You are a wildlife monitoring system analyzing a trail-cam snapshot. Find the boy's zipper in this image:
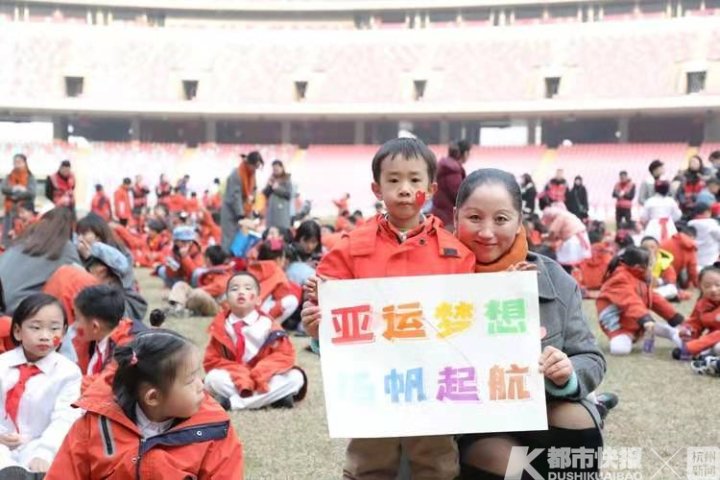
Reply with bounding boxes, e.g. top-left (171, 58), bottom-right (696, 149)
top-left (136, 438), bottom-right (145, 480)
